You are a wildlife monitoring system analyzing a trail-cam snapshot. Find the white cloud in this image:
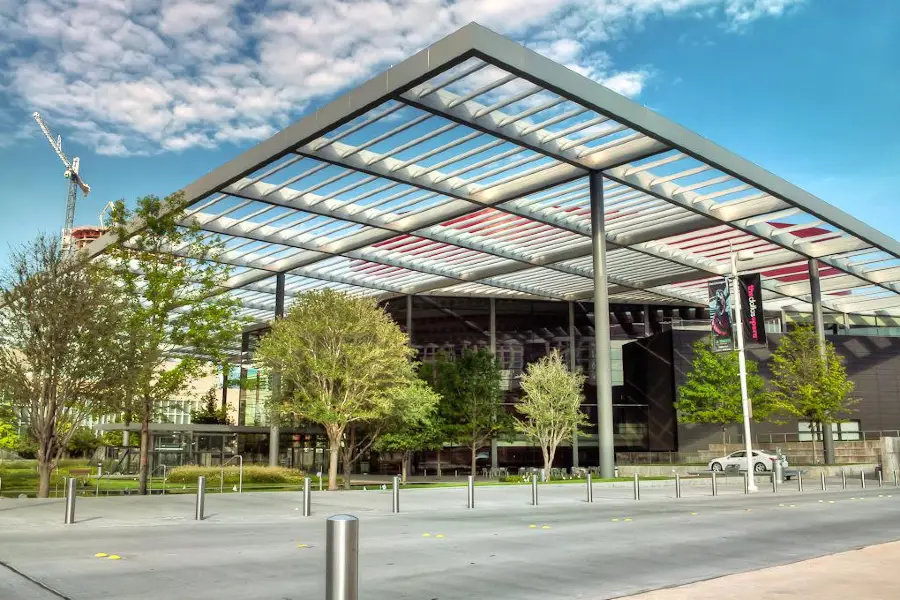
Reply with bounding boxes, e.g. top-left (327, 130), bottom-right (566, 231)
top-left (0, 0), bottom-right (804, 156)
